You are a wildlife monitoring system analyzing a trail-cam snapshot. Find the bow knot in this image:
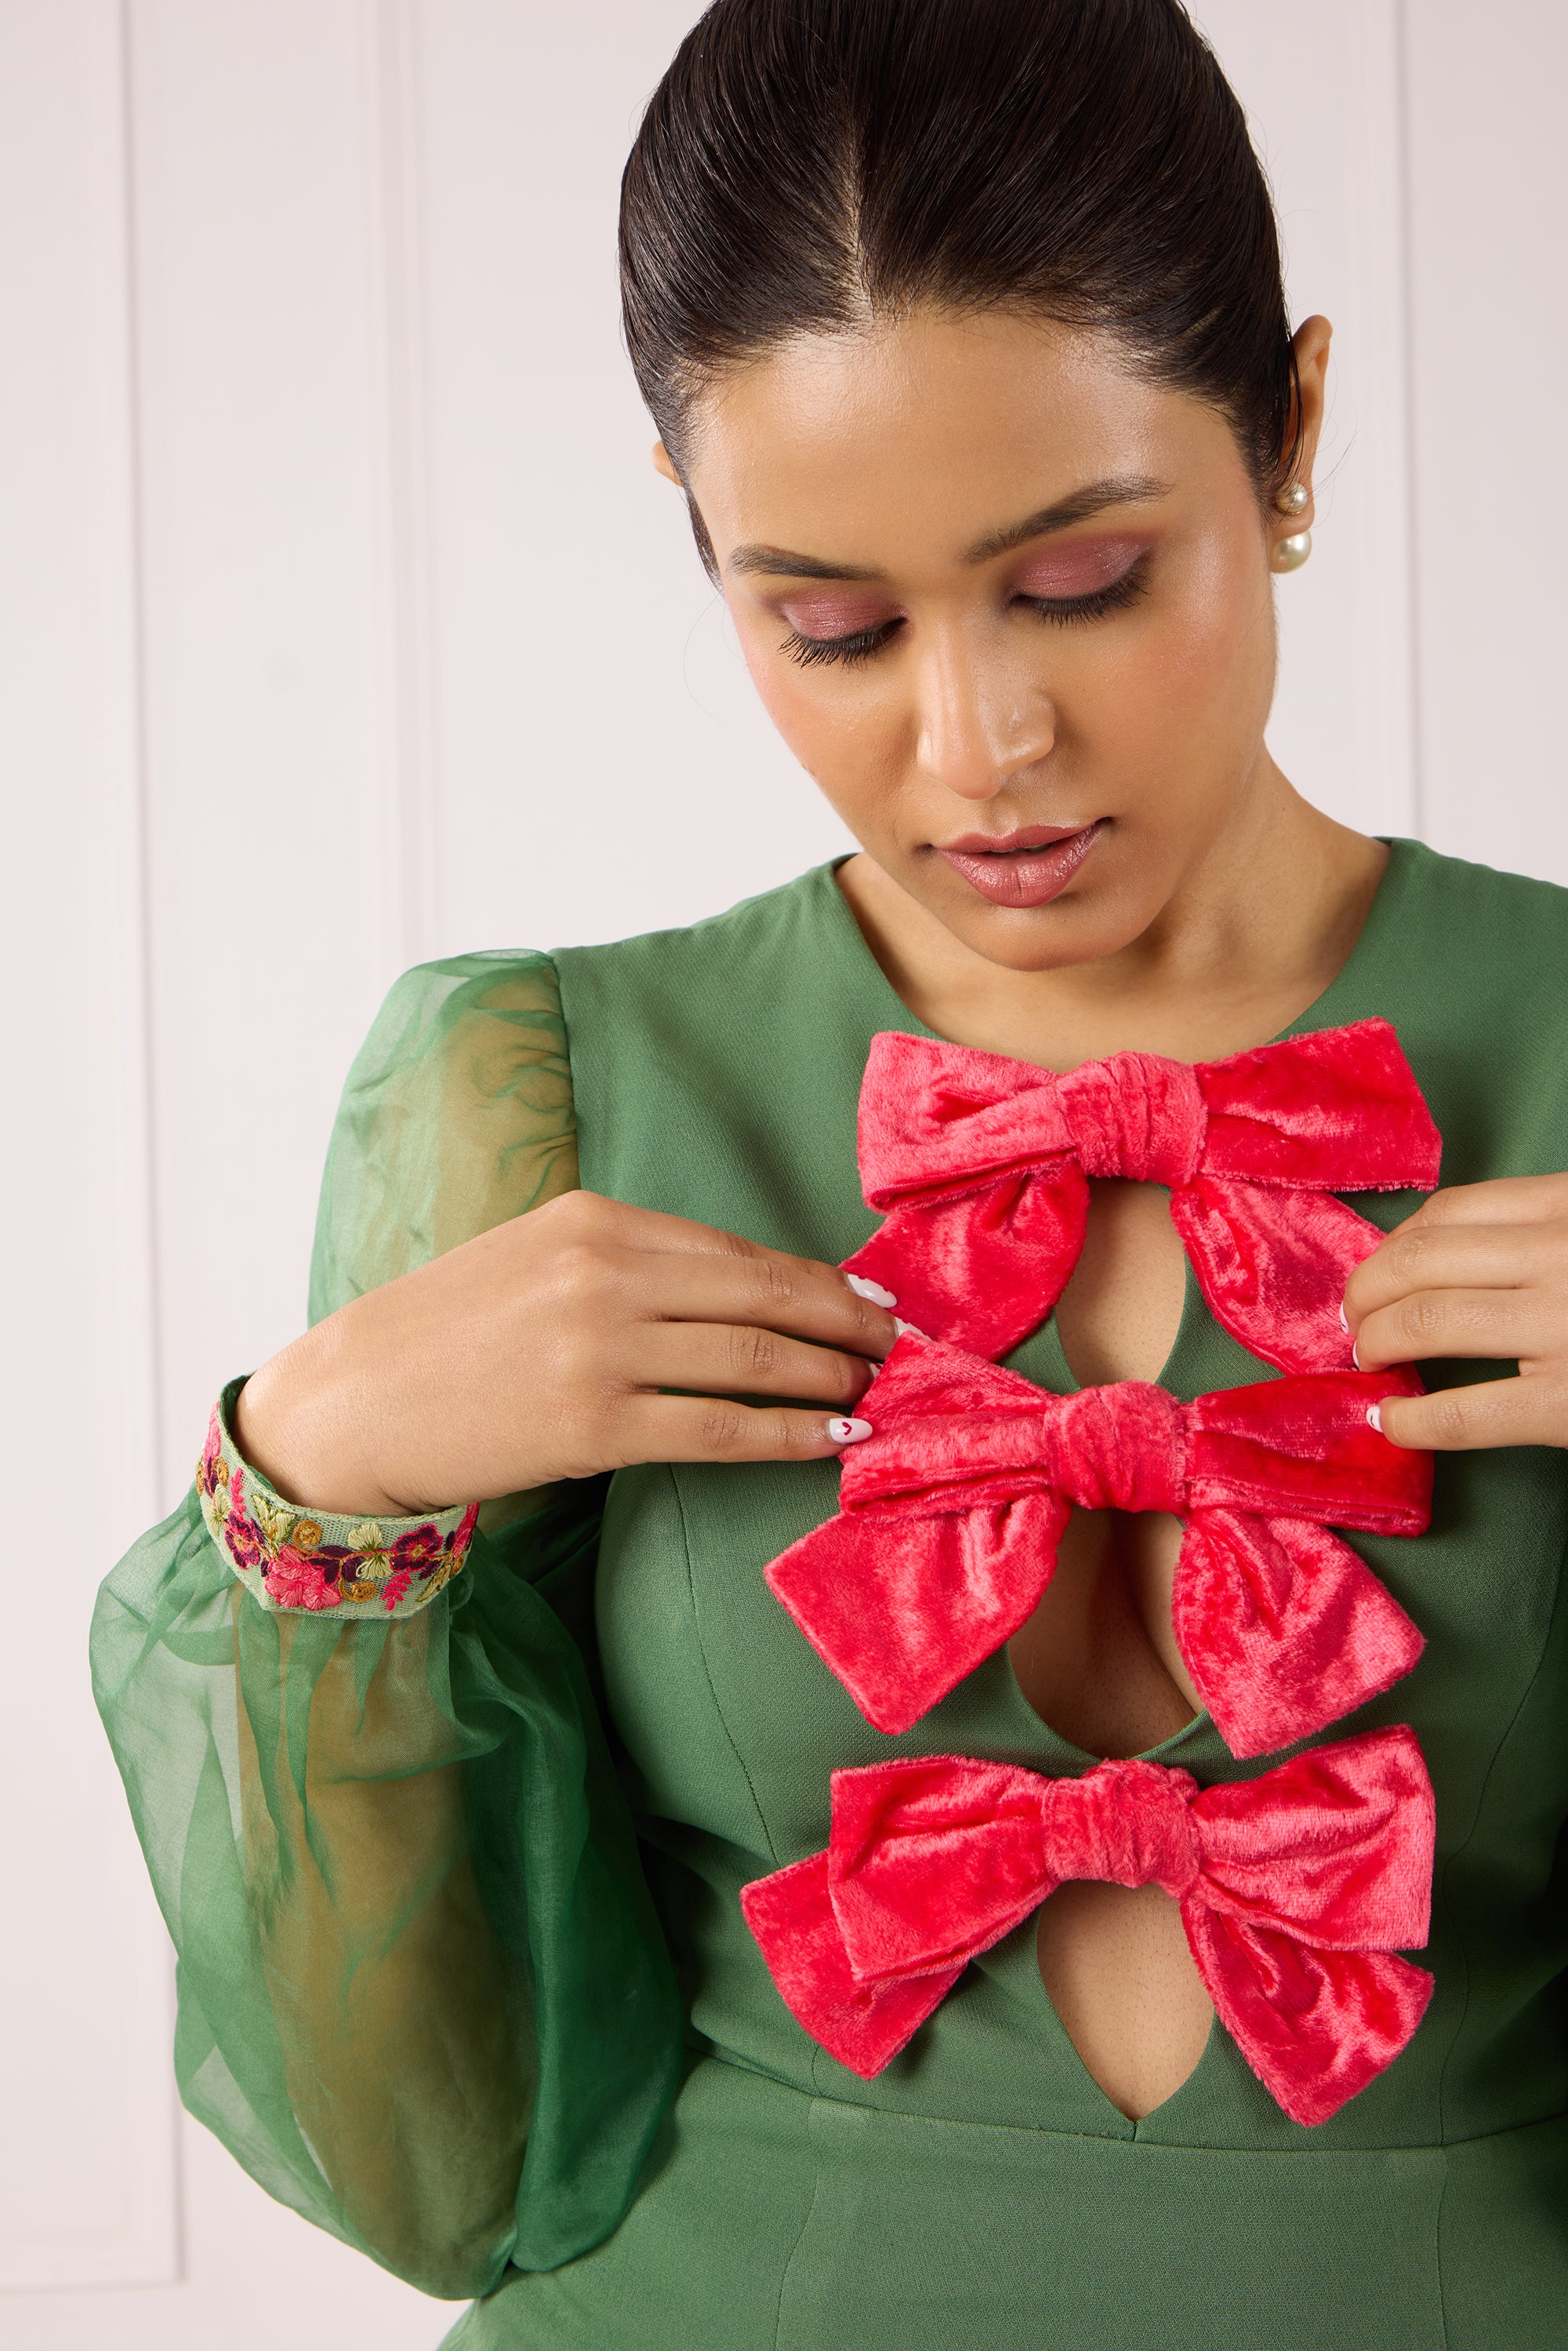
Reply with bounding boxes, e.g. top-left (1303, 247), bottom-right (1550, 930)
top-left (1045, 1761), bottom-right (1202, 1897)
top-left (1058, 1051), bottom-right (1207, 1186)
top-left (1034, 1382), bottom-right (1185, 1515)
